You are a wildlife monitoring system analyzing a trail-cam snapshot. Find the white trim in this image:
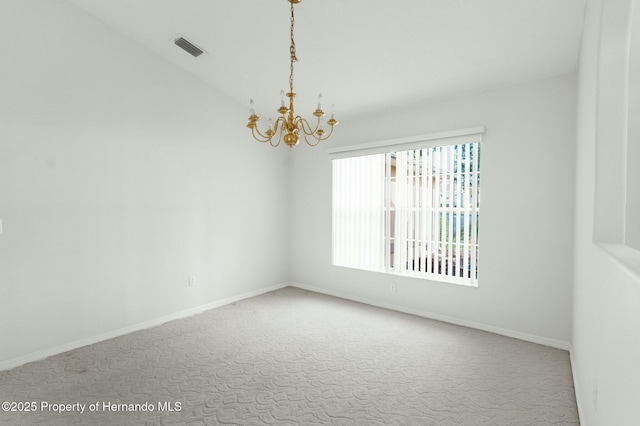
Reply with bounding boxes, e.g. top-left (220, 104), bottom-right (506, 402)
top-left (0, 283), bottom-right (289, 372)
top-left (288, 281), bottom-right (570, 350)
top-left (596, 242), bottom-right (640, 280)
top-left (327, 126), bottom-right (486, 156)
top-left (569, 344), bottom-right (586, 426)
top-left (1, 281), bottom-right (570, 372)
